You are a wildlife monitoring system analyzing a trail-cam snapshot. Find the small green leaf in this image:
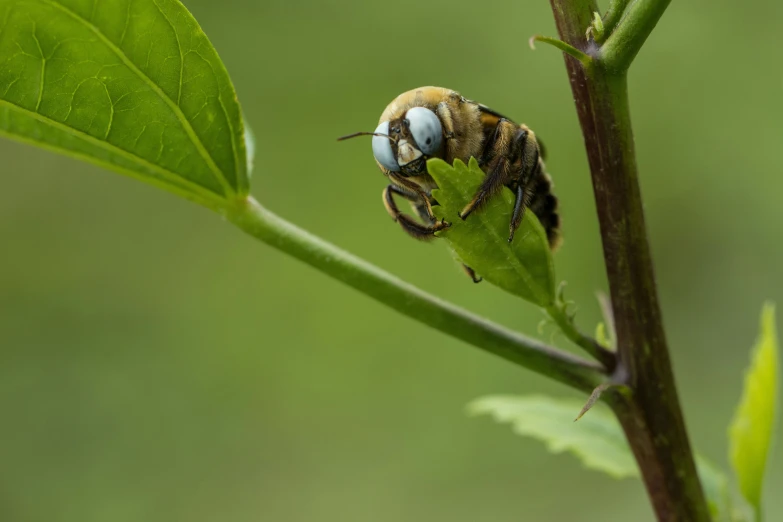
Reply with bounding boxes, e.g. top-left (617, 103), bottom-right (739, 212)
top-left (0, 0), bottom-right (248, 211)
top-left (590, 11), bottom-right (605, 40)
top-left (729, 302), bottom-right (779, 520)
top-left (595, 322), bottom-right (611, 349)
top-left (470, 394), bottom-right (732, 519)
top-left (696, 455), bottom-right (732, 522)
top-left (428, 157), bottom-right (556, 306)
